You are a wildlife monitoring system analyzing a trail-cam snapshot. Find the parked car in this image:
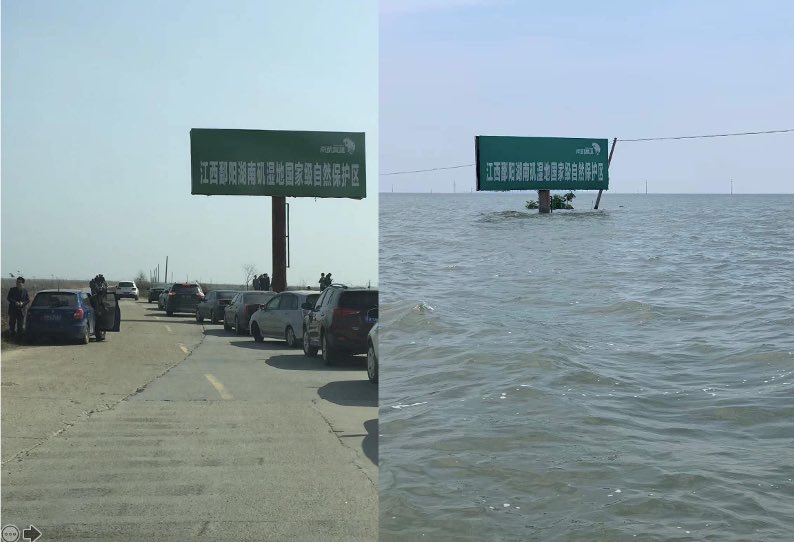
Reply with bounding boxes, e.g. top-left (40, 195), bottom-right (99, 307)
top-left (249, 290), bottom-right (320, 347)
top-left (224, 291), bottom-right (276, 335)
top-left (163, 283), bottom-right (205, 316)
top-left (25, 289), bottom-right (96, 344)
top-left (116, 281), bottom-right (139, 300)
top-left (148, 283), bottom-right (168, 303)
top-left (367, 320), bottom-right (378, 384)
top-left (195, 290), bottom-right (239, 324)
top-left (302, 285), bottom-right (379, 364)
top-left (157, 284), bottom-right (173, 309)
